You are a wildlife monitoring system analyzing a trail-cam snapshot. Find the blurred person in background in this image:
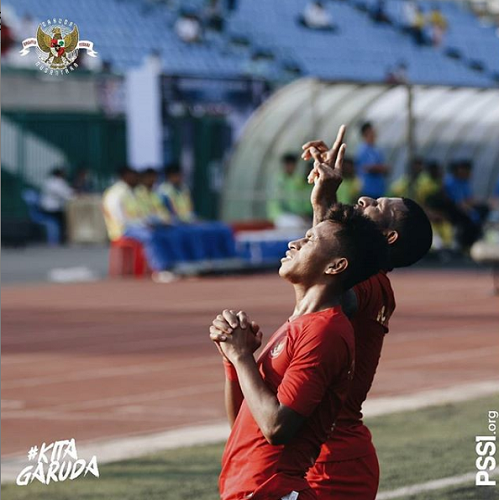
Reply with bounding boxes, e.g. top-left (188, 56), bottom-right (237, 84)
top-left (204, 0), bottom-right (224, 32)
top-left (268, 153), bottom-right (312, 228)
top-left (157, 163), bottom-right (236, 260)
top-left (443, 160), bottom-right (488, 248)
top-left (40, 167), bottom-right (74, 244)
top-left (103, 166), bottom-right (184, 279)
top-left (445, 160), bottom-right (489, 222)
top-left (355, 122), bottom-right (389, 199)
top-left (371, 0), bottom-right (392, 24)
top-left (137, 167), bottom-right (209, 263)
top-left (389, 157), bottom-right (424, 199)
top-left (175, 12), bottom-right (203, 43)
top-left (416, 161), bottom-right (455, 251)
top-left (385, 61), bottom-right (409, 84)
top-left (336, 157), bottom-right (361, 204)
top-left (72, 166), bottom-right (95, 194)
top-left (411, 5), bottom-right (427, 45)
top-left (428, 5), bottom-right (448, 47)
top-left (491, 179), bottom-right (499, 214)
top-left (300, 1), bottom-right (336, 31)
